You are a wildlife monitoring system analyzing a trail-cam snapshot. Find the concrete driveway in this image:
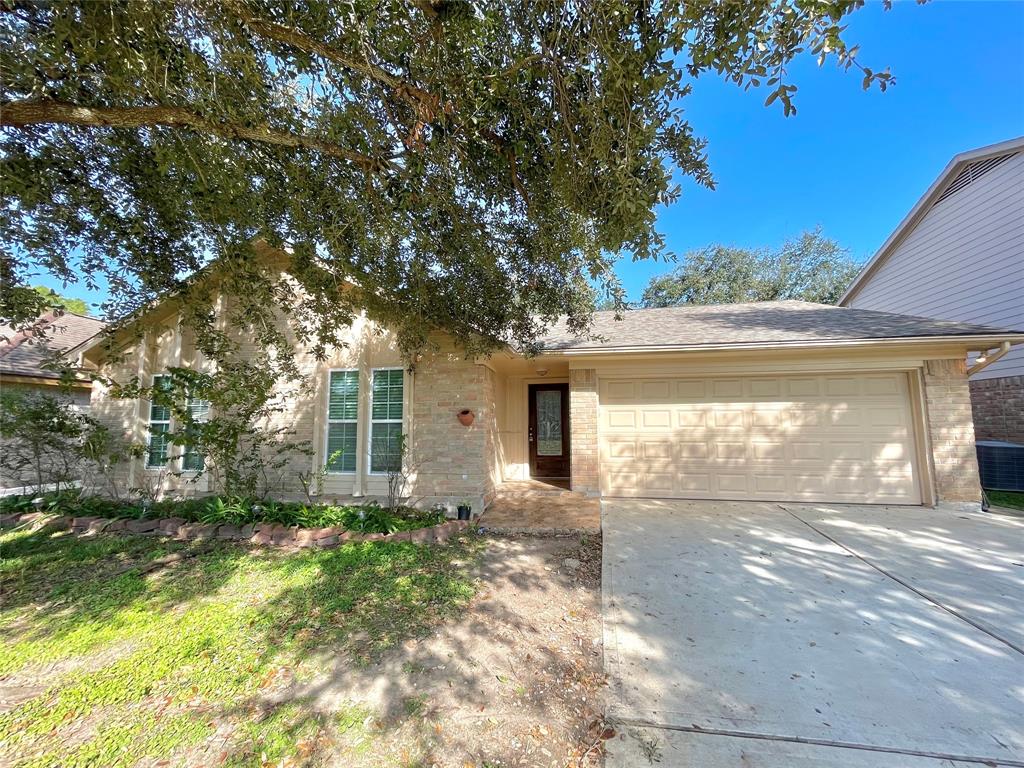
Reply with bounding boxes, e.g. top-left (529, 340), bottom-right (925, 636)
top-left (601, 499), bottom-right (1024, 767)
